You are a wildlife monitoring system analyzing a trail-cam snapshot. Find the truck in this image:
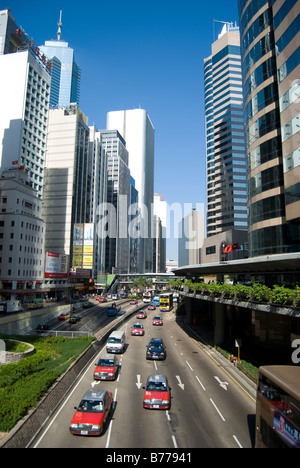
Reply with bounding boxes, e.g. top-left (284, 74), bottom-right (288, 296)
top-left (0, 300), bottom-right (23, 314)
top-left (106, 305), bottom-right (121, 317)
